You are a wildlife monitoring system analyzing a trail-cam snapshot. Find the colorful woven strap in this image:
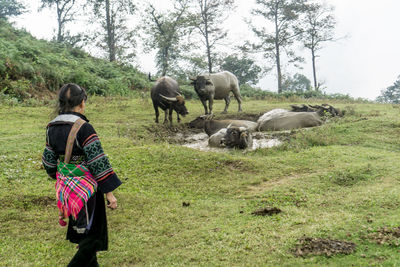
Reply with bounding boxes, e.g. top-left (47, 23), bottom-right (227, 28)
top-left (64, 118), bottom-right (86, 163)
